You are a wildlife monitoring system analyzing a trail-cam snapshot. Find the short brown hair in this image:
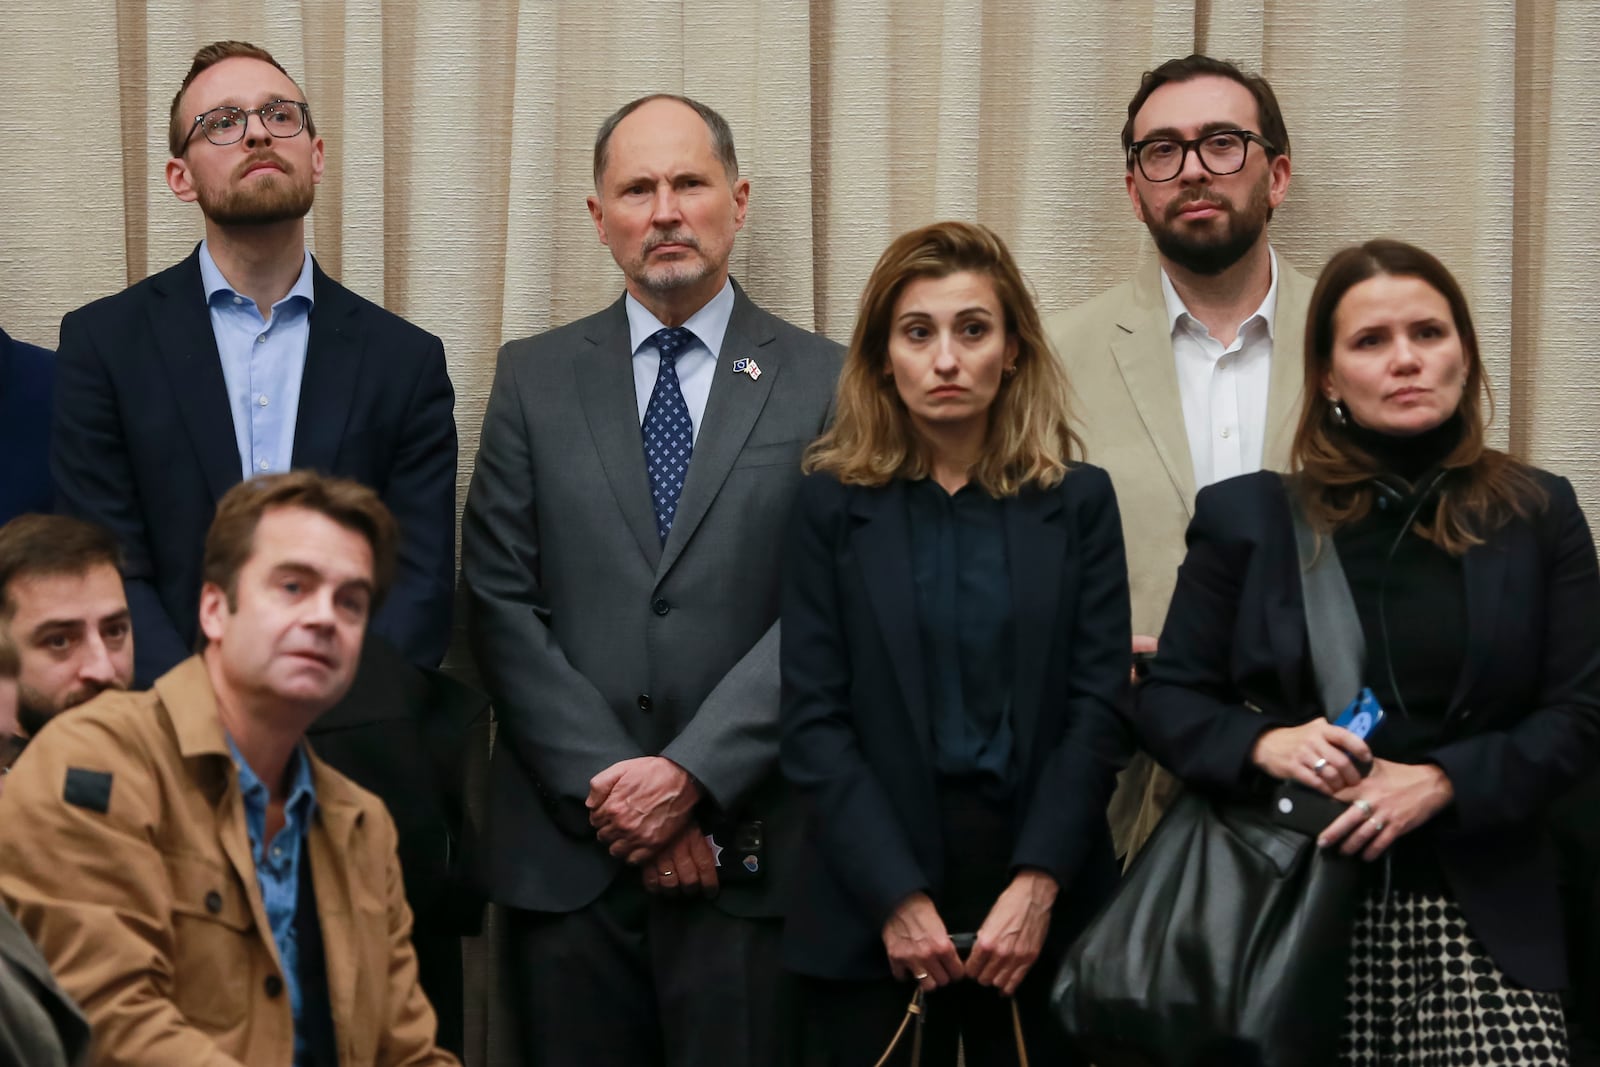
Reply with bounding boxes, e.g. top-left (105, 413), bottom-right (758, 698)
top-left (804, 220), bottom-right (1084, 495)
top-left (0, 515), bottom-right (123, 622)
top-left (203, 472), bottom-right (399, 611)
top-left (1291, 238), bottom-right (1545, 553)
top-left (1121, 54), bottom-right (1290, 161)
top-left (168, 40), bottom-right (317, 159)
top-left (593, 94), bottom-right (739, 189)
